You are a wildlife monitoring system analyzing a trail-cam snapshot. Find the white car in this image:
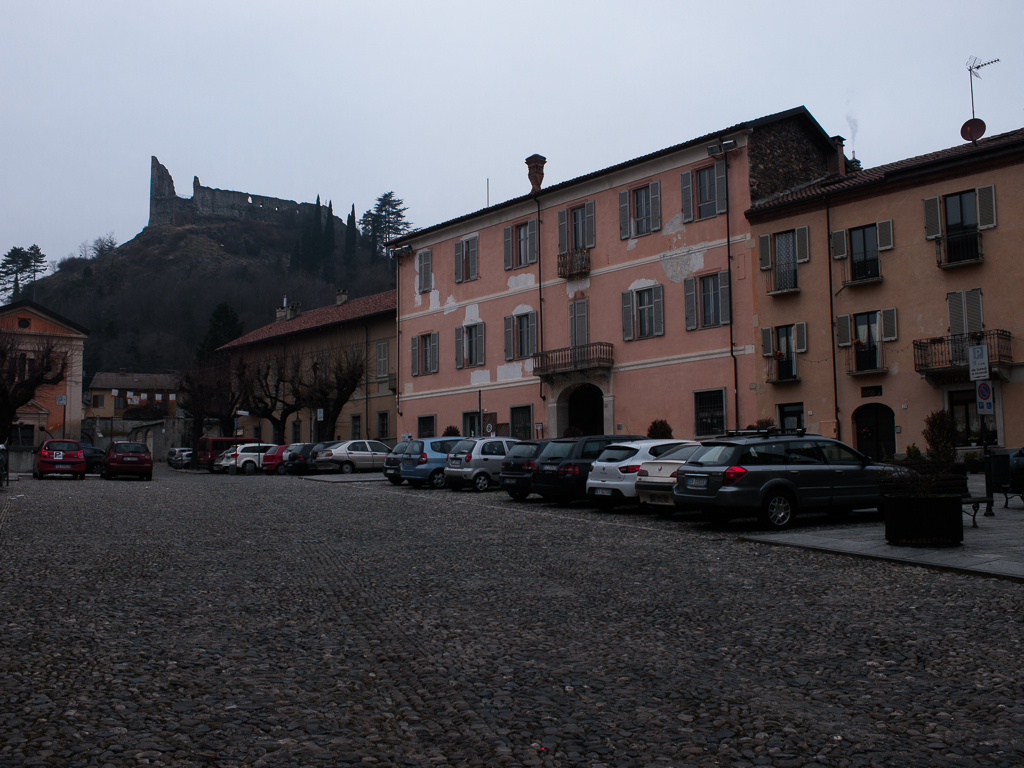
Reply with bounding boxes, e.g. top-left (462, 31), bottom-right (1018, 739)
top-left (633, 443), bottom-right (703, 510)
top-left (215, 443), bottom-right (279, 475)
top-left (585, 439), bottom-right (694, 507)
